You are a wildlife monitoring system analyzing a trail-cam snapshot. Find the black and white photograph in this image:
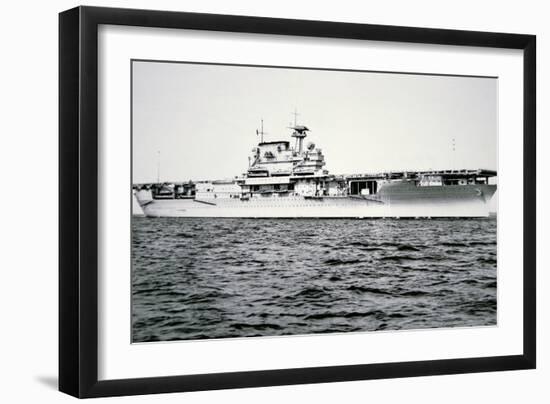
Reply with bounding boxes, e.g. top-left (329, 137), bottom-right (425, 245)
top-left (131, 60), bottom-right (498, 343)
top-left (2, 0), bottom-right (544, 401)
